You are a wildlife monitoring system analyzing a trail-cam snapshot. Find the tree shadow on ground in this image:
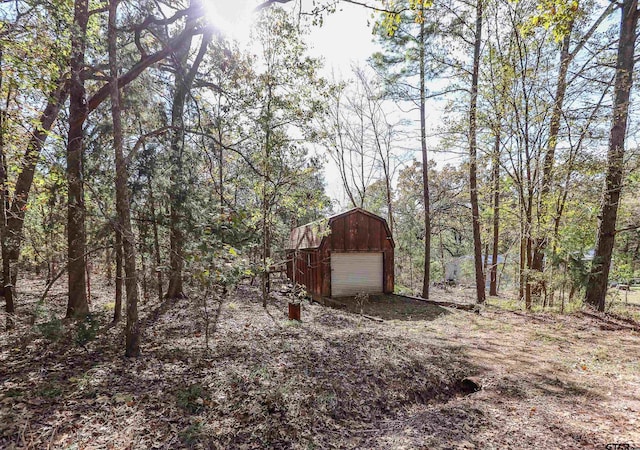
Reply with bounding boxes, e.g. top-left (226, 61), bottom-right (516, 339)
top-left (325, 293), bottom-right (452, 321)
top-left (1, 285), bottom-right (636, 449)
